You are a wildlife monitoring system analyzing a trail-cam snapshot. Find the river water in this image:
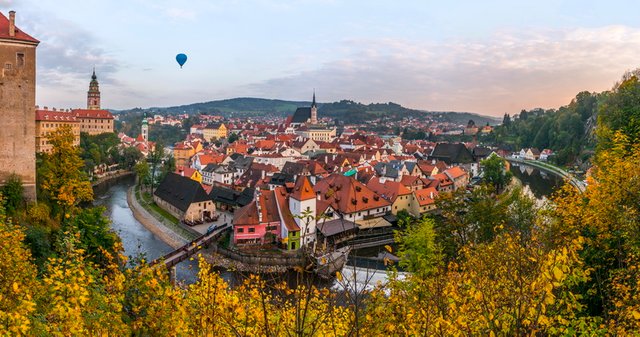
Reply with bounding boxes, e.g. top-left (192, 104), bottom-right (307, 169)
top-left (93, 177), bottom-right (199, 283)
top-left (509, 163), bottom-right (563, 199)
